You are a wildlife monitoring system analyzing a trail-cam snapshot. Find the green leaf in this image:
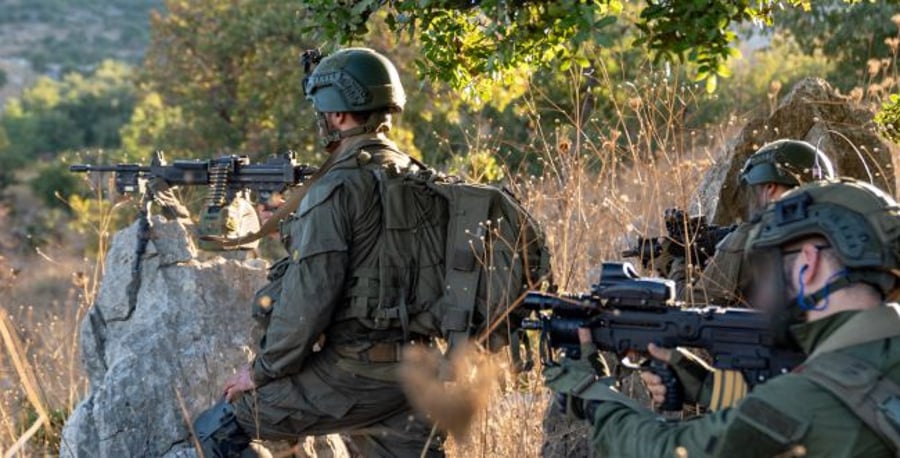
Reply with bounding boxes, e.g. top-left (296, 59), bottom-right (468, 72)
top-left (594, 15), bottom-right (617, 29)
